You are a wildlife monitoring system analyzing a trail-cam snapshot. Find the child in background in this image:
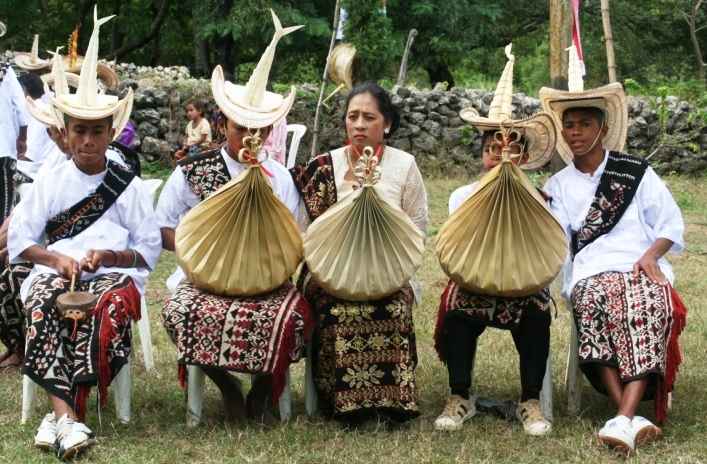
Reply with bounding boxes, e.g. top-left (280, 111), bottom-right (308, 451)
top-left (174, 100), bottom-right (212, 161)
